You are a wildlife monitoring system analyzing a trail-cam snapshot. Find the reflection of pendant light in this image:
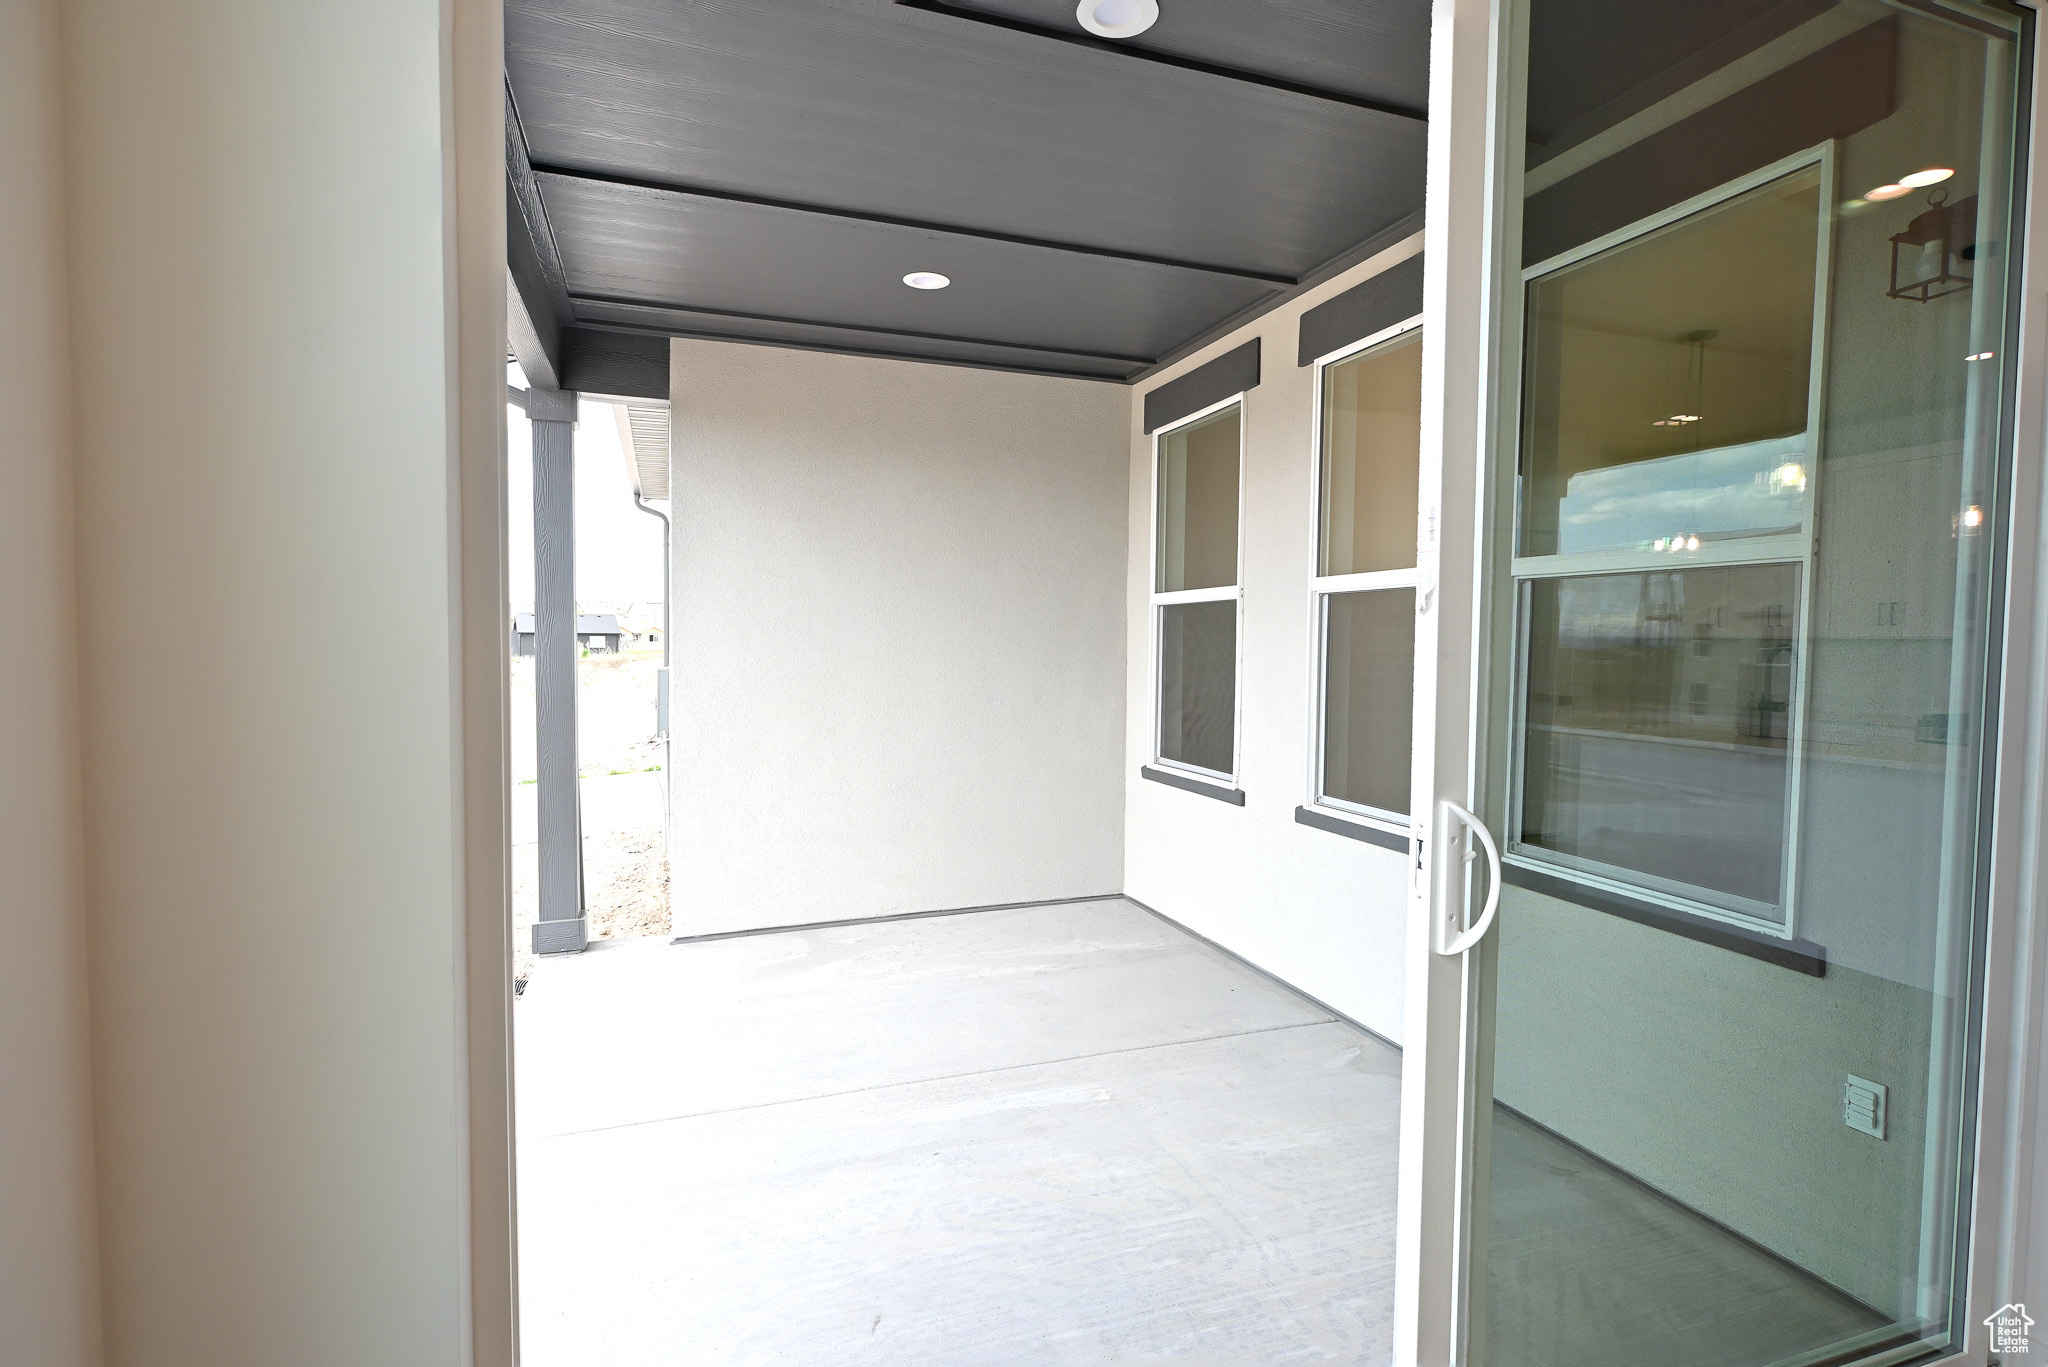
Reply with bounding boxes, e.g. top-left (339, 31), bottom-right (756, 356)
top-left (1888, 189), bottom-right (1976, 303)
top-left (1685, 328), bottom-right (1713, 436)
top-left (1651, 330), bottom-right (1714, 434)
